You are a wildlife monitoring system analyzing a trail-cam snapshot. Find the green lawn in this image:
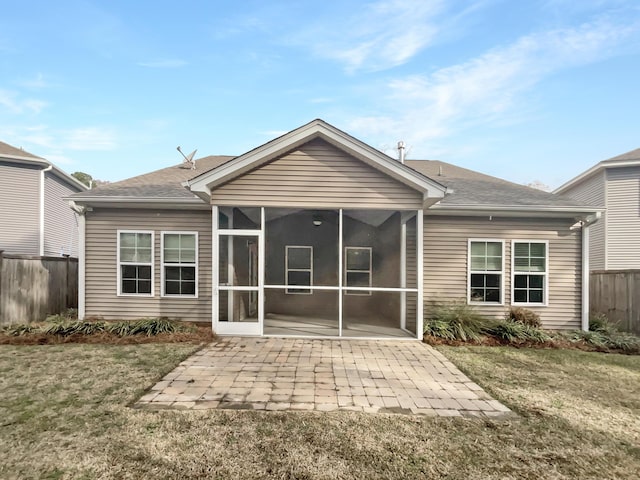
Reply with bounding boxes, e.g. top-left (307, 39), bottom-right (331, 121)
top-left (0, 344), bottom-right (638, 479)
